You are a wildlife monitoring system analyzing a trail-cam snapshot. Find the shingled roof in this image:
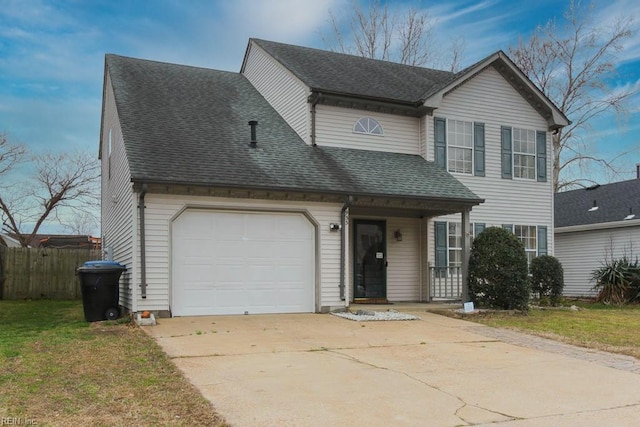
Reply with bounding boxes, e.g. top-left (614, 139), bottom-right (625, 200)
top-left (105, 54), bottom-right (481, 204)
top-left (248, 38), bottom-right (457, 104)
top-left (246, 39), bottom-right (569, 129)
top-left (555, 179), bottom-right (640, 228)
